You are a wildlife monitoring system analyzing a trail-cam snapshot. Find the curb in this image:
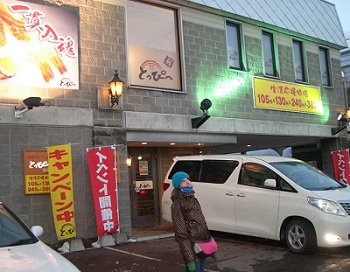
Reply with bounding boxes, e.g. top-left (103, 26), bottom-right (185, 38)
top-left (131, 232), bottom-right (175, 242)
